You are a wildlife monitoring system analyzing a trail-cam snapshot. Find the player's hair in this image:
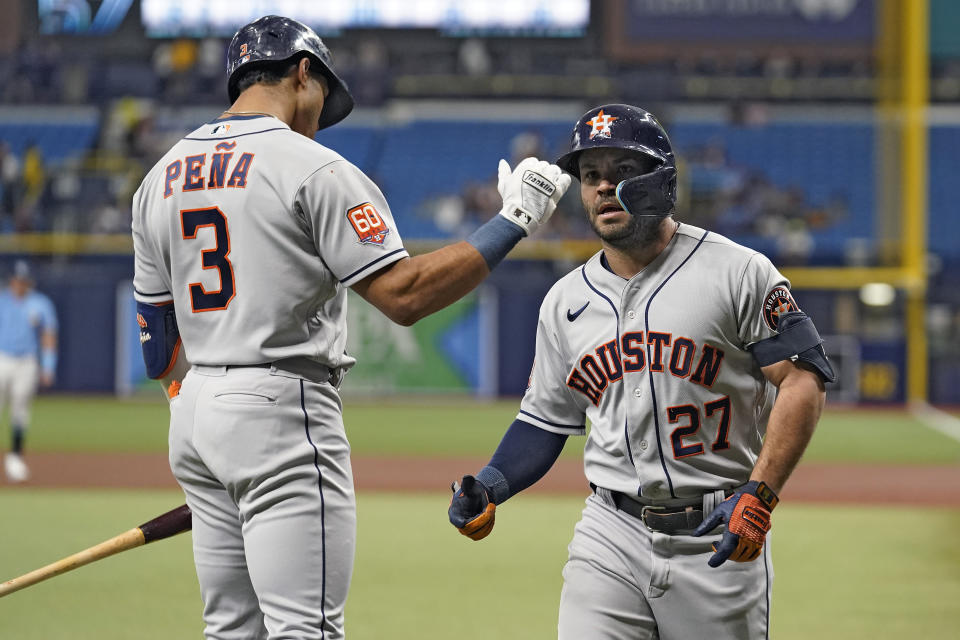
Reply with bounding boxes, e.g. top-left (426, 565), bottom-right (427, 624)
top-left (233, 55), bottom-right (328, 96)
